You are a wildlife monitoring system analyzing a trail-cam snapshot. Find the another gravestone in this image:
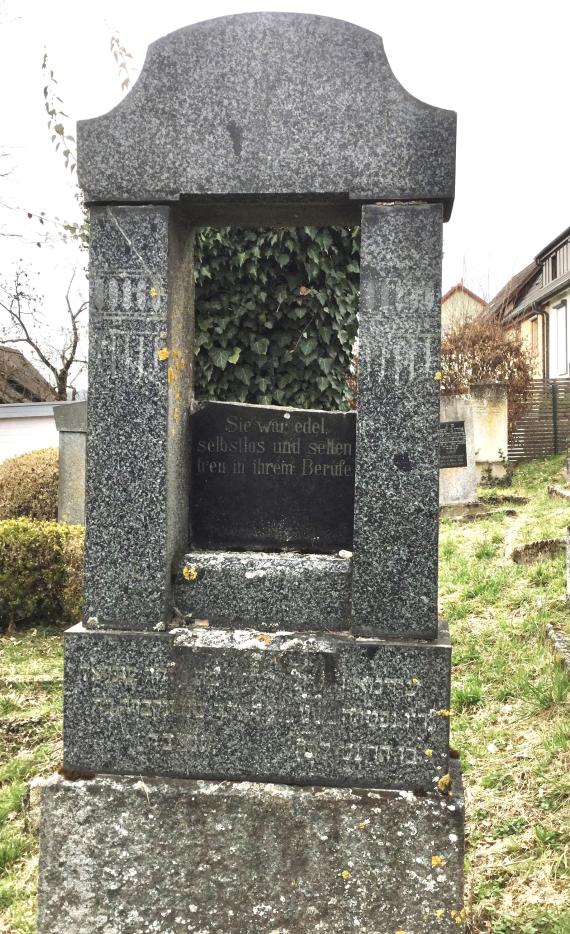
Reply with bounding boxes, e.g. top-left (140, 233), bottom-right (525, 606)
top-left (439, 394), bottom-right (478, 506)
top-left (36, 14), bottom-right (464, 934)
